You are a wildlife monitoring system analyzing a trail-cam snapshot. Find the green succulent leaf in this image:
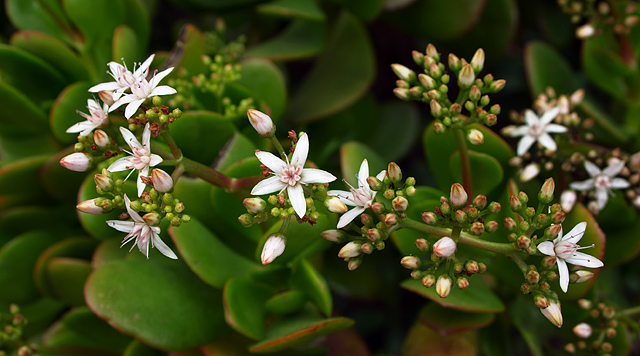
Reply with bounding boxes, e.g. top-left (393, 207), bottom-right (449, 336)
top-left (289, 259), bottom-right (332, 316)
top-left (257, 0), bottom-right (326, 21)
top-left (223, 278), bottom-right (273, 340)
top-left (401, 277), bottom-right (505, 313)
